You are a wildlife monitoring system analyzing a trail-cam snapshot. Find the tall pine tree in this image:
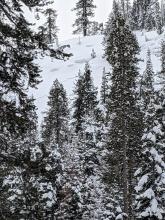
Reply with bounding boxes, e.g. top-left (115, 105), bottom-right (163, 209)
top-left (43, 8), bottom-right (59, 44)
top-left (42, 79), bottom-right (69, 147)
top-left (72, 0), bottom-right (96, 36)
top-left (104, 6), bottom-right (143, 219)
top-left (135, 50), bottom-right (165, 220)
top-left (71, 63), bottom-right (110, 219)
